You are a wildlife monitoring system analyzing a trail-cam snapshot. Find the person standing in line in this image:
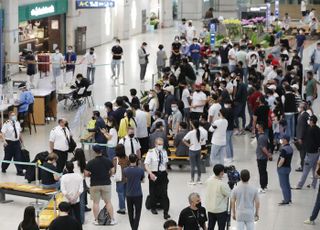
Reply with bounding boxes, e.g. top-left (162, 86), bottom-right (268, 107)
top-left (49, 118), bottom-right (71, 173)
top-left (178, 18), bottom-right (187, 39)
top-left (112, 144), bottom-right (130, 215)
top-left (1, 112), bottom-right (24, 176)
top-left (25, 50), bottom-right (36, 88)
top-left (277, 134), bottom-right (293, 205)
top-left (304, 70), bottom-right (317, 106)
top-left (111, 39), bottom-right (123, 80)
top-left (295, 102), bottom-right (309, 172)
top-left (178, 193), bottom-right (208, 230)
top-left (255, 123), bottom-right (273, 193)
top-left (118, 127), bottom-right (141, 158)
top-left (60, 161), bottom-right (83, 224)
top-left (208, 94), bottom-right (222, 124)
top-left (281, 85), bottom-right (297, 140)
top-left (169, 101), bottom-right (183, 136)
top-left (295, 29), bottom-right (306, 60)
top-left (123, 154), bottom-right (145, 230)
top-left (231, 169), bottom-right (260, 230)
top-left (80, 47), bottom-right (96, 84)
top-left (157, 44), bottom-right (167, 79)
top-left (205, 164), bottom-right (231, 230)
top-left (295, 115), bottom-right (320, 190)
top-left (18, 206), bottom-right (39, 230)
top-left (185, 20), bottom-right (196, 43)
top-left (183, 120), bottom-right (206, 185)
top-left (304, 158), bottom-right (320, 225)
top-left (101, 116), bottom-right (118, 162)
top-left (209, 109), bottom-right (228, 166)
top-left (233, 74), bottom-right (248, 135)
top-left (180, 80), bottom-right (191, 124)
top-left (190, 84), bottom-right (207, 121)
top-left (84, 145), bottom-right (116, 225)
top-left (88, 111), bottom-right (107, 156)
top-left (51, 47), bottom-right (64, 84)
top-left (189, 38), bottom-right (201, 75)
top-left (138, 42), bottom-right (149, 83)
top-left (224, 100), bottom-right (234, 163)
top-left (65, 45), bottom-right (77, 75)
top-left (144, 138), bottom-right (171, 219)
top-left (48, 202), bottom-right (82, 230)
